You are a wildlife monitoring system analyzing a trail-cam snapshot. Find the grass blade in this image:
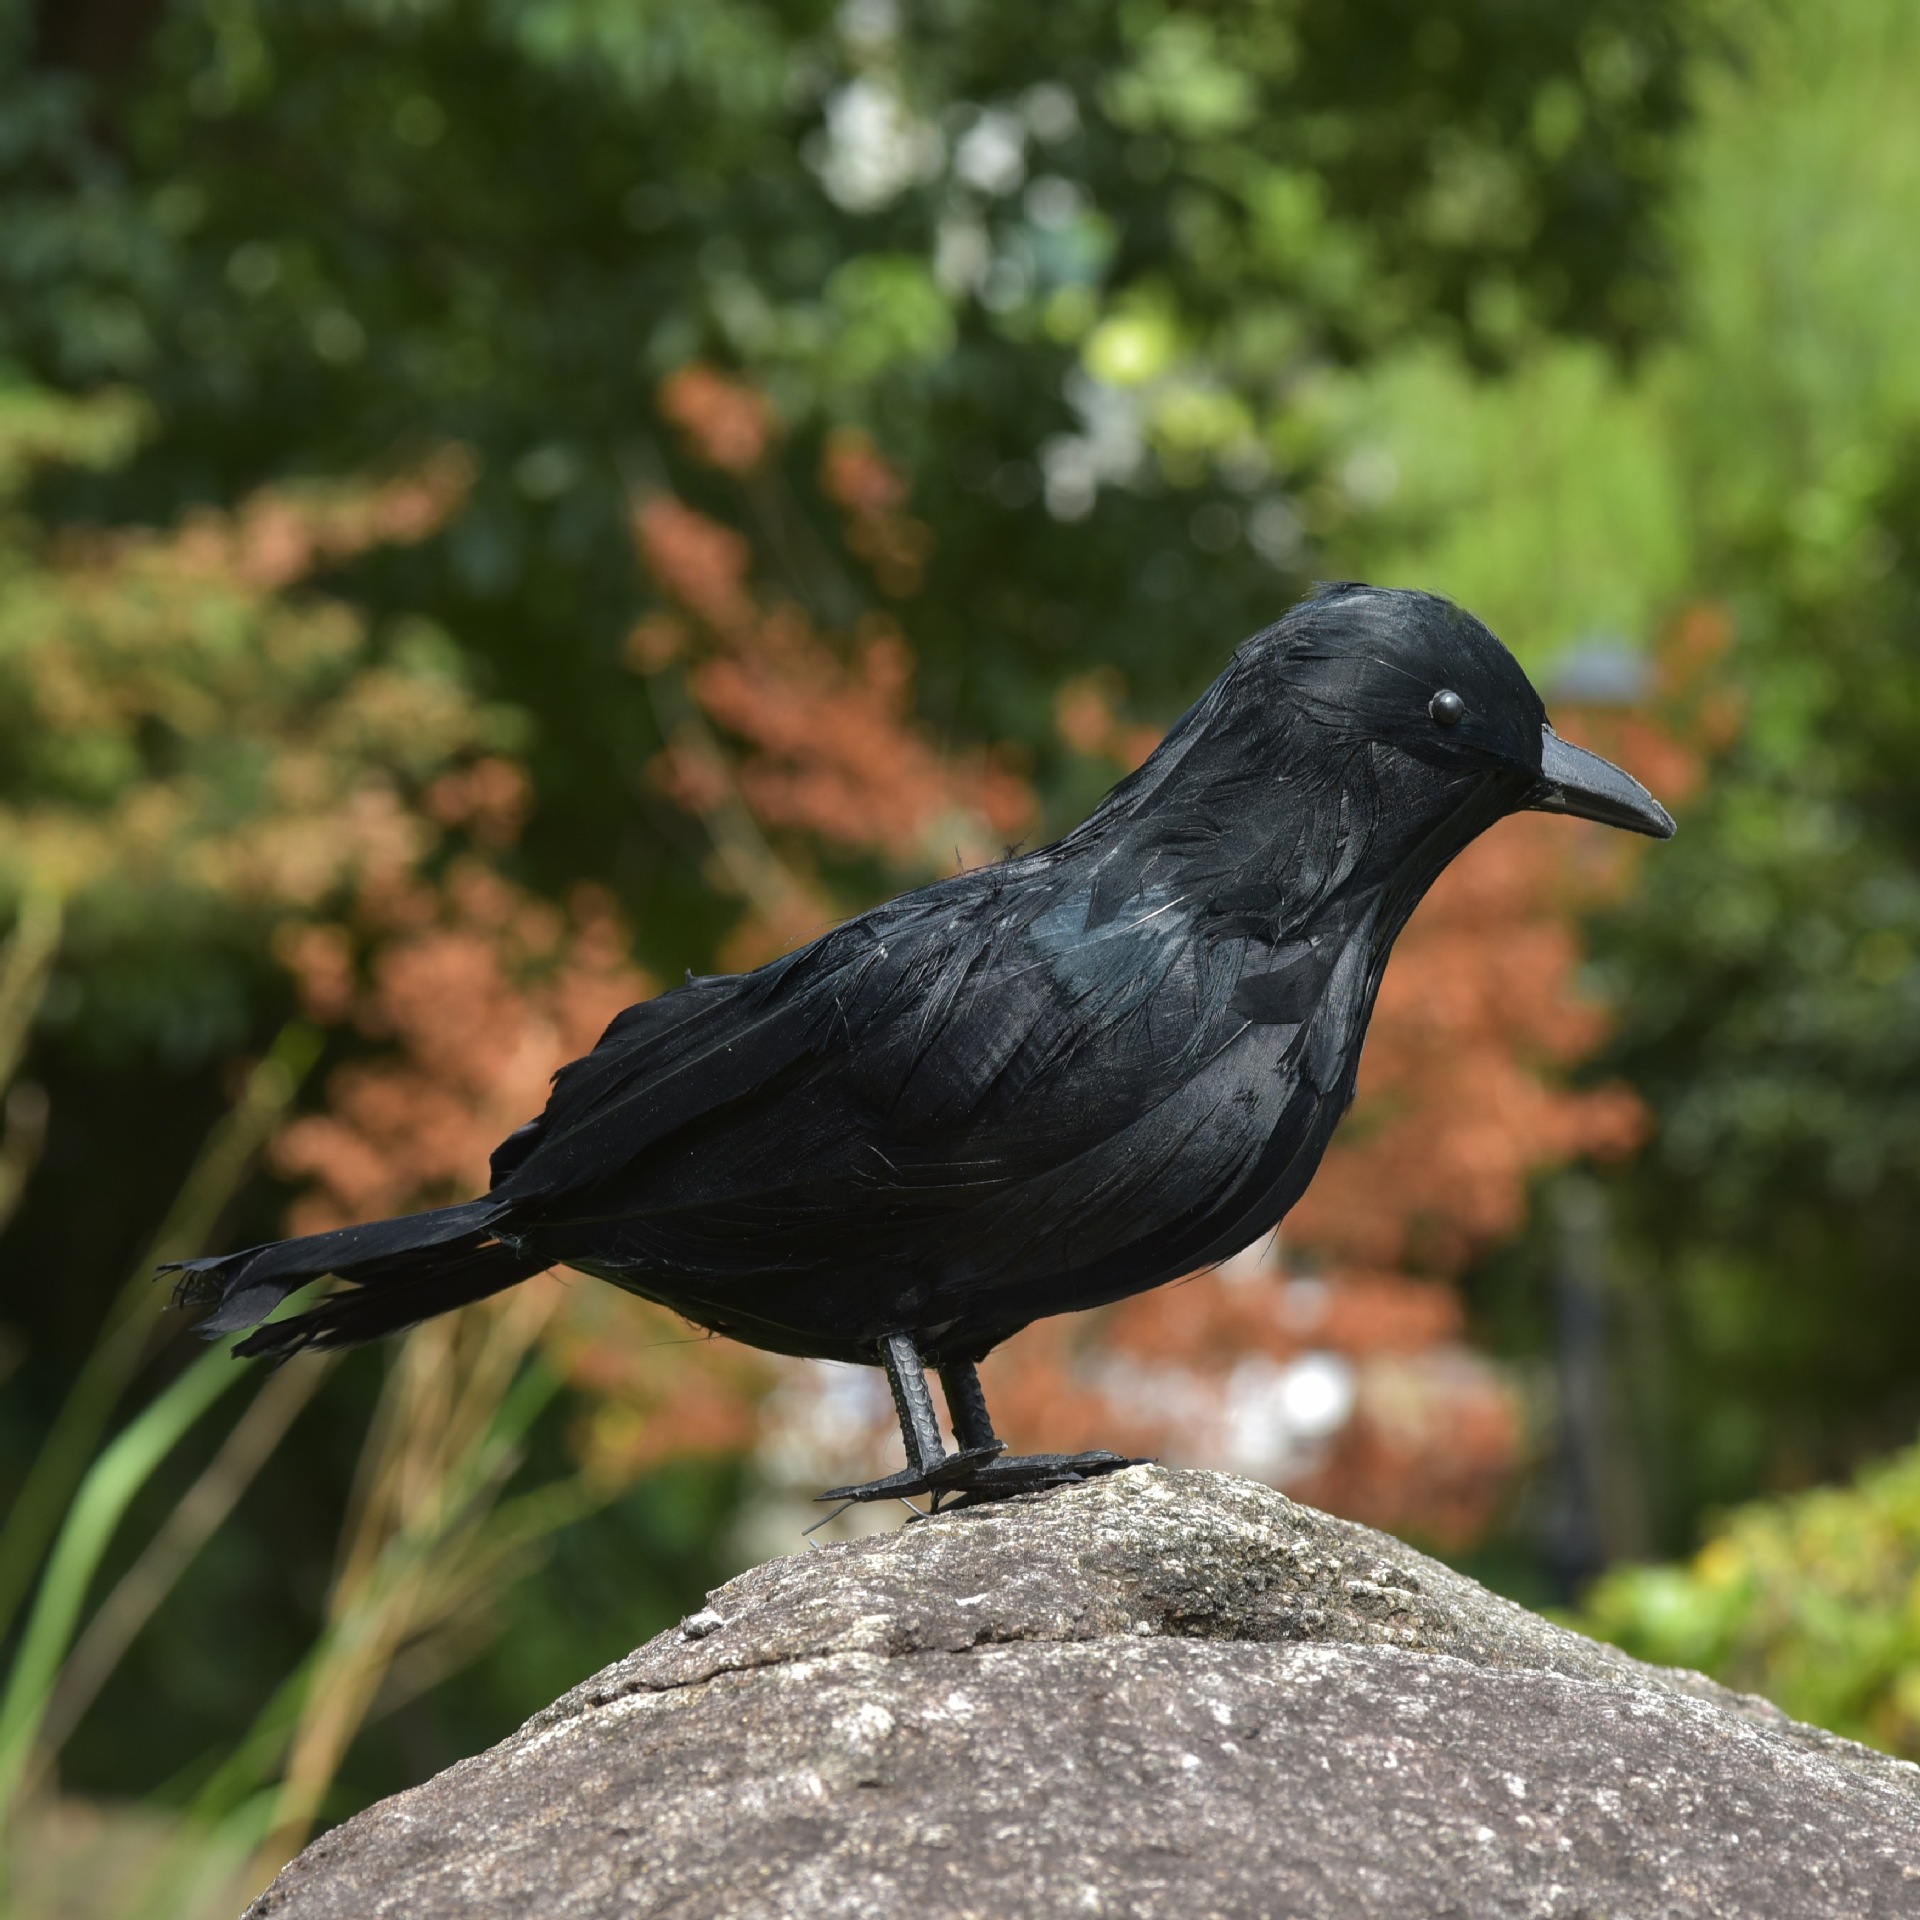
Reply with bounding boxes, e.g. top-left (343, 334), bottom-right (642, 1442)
top-left (0, 1342), bottom-right (247, 1855)
top-left (0, 1020), bottom-right (320, 1648)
